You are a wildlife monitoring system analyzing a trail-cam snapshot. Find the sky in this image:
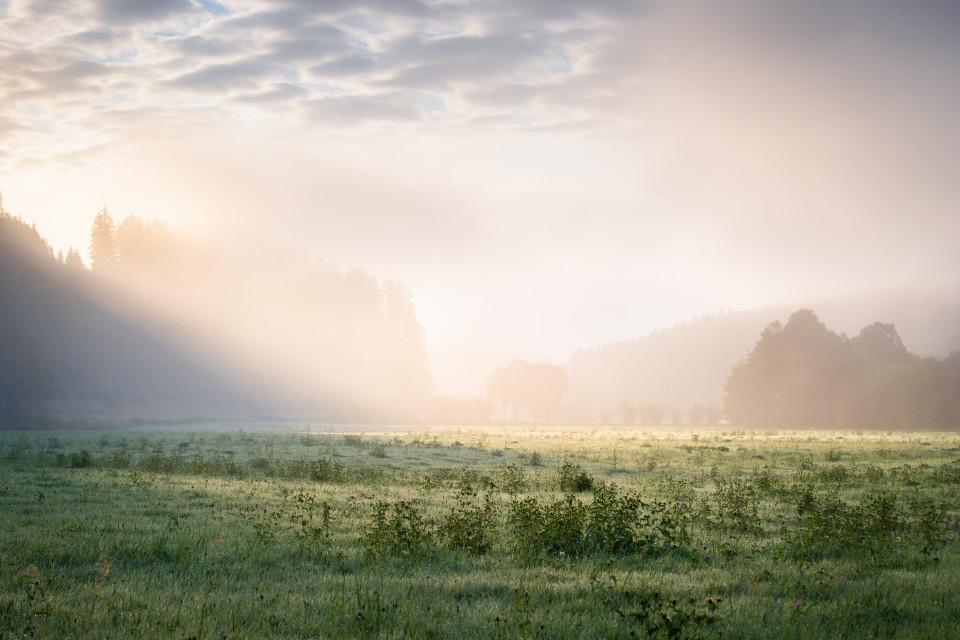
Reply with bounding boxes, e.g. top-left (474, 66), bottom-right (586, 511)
top-left (2, 0), bottom-right (960, 395)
